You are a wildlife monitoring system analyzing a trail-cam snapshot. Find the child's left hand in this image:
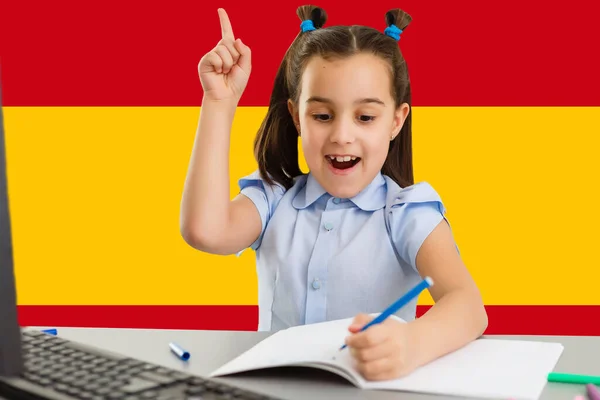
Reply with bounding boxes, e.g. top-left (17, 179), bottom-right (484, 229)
top-left (344, 313), bottom-right (418, 381)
